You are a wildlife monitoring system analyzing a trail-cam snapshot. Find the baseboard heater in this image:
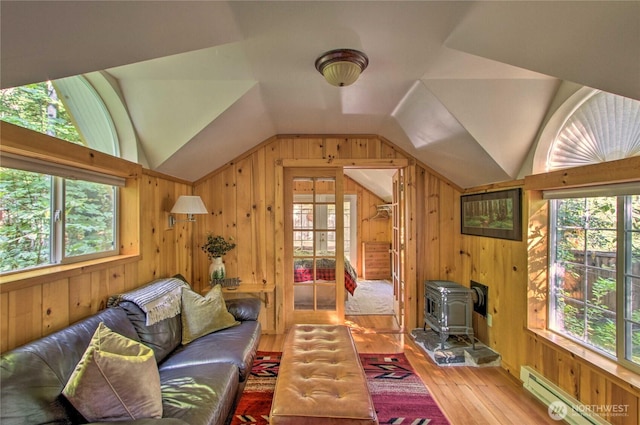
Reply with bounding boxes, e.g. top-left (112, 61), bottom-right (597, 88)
top-left (520, 366), bottom-right (610, 425)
